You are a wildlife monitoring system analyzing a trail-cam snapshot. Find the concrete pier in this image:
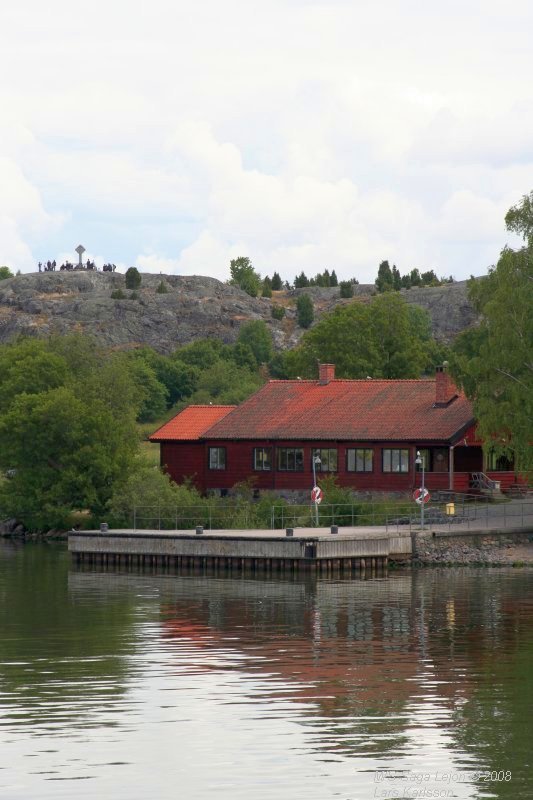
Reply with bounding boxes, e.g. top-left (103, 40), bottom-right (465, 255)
top-left (69, 527), bottom-right (412, 575)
